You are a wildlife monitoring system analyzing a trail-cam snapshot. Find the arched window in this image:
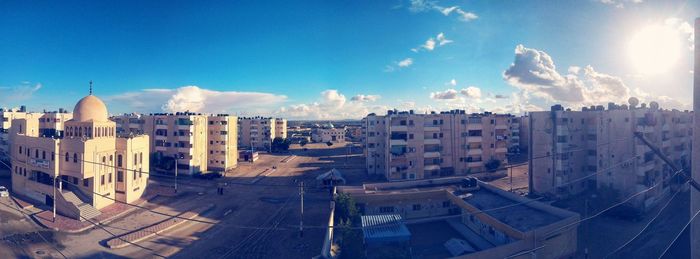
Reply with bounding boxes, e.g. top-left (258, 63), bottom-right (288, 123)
top-left (65, 152), bottom-right (69, 161)
top-left (73, 153), bottom-right (78, 163)
top-left (35, 149), bottom-right (39, 158)
top-left (78, 127), bottom-right (82, 136)
top-left (26, 148), bottom-right (30, 157)
top-left (42, 151), bottom-right (45, 159)
top-left (134, 154), bottom-right (138, 165)
top-left (117, 155), bottom-right (123, 167)
top-left (18, 146), bottom-right (22, 154)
